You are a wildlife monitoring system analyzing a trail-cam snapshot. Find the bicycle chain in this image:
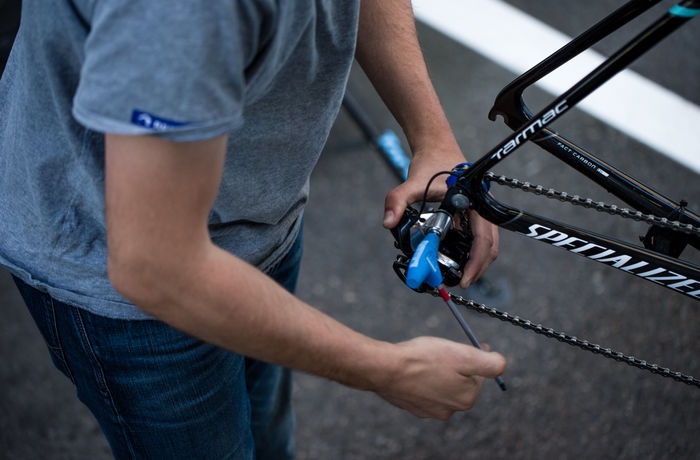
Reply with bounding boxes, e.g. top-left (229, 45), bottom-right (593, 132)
top-left (485, 172), bottom-right (700, 236)
top-left (428, 172), bottom-right (700, 387)
top-left (429, 289), bottom-right (700, 388)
